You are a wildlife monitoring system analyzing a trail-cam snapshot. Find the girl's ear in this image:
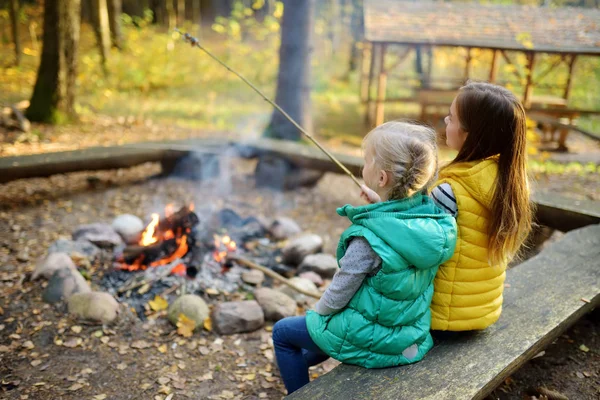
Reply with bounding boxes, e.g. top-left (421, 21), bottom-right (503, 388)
top-left (378, 170), bottom-right (389, 188)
